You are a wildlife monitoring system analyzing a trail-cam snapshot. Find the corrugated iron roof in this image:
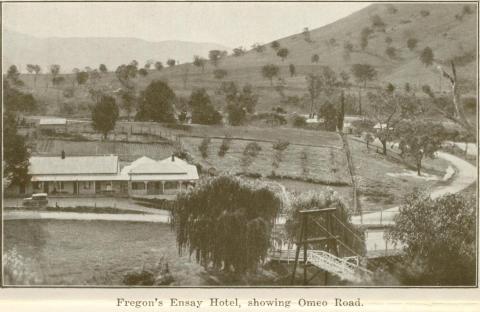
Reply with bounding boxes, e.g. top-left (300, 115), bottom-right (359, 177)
top-left (29, 155), bottom-right (118, 175)
top-left (39, 118), bottom-right (67, 125)
top-left (28, 155), bottom-right (199, 181)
